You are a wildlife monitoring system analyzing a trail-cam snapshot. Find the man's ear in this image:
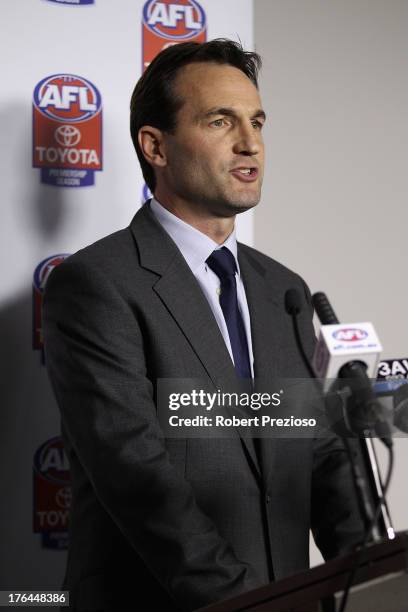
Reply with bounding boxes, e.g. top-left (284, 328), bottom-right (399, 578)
top-left (138, 126), bottom-right (167, 168)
